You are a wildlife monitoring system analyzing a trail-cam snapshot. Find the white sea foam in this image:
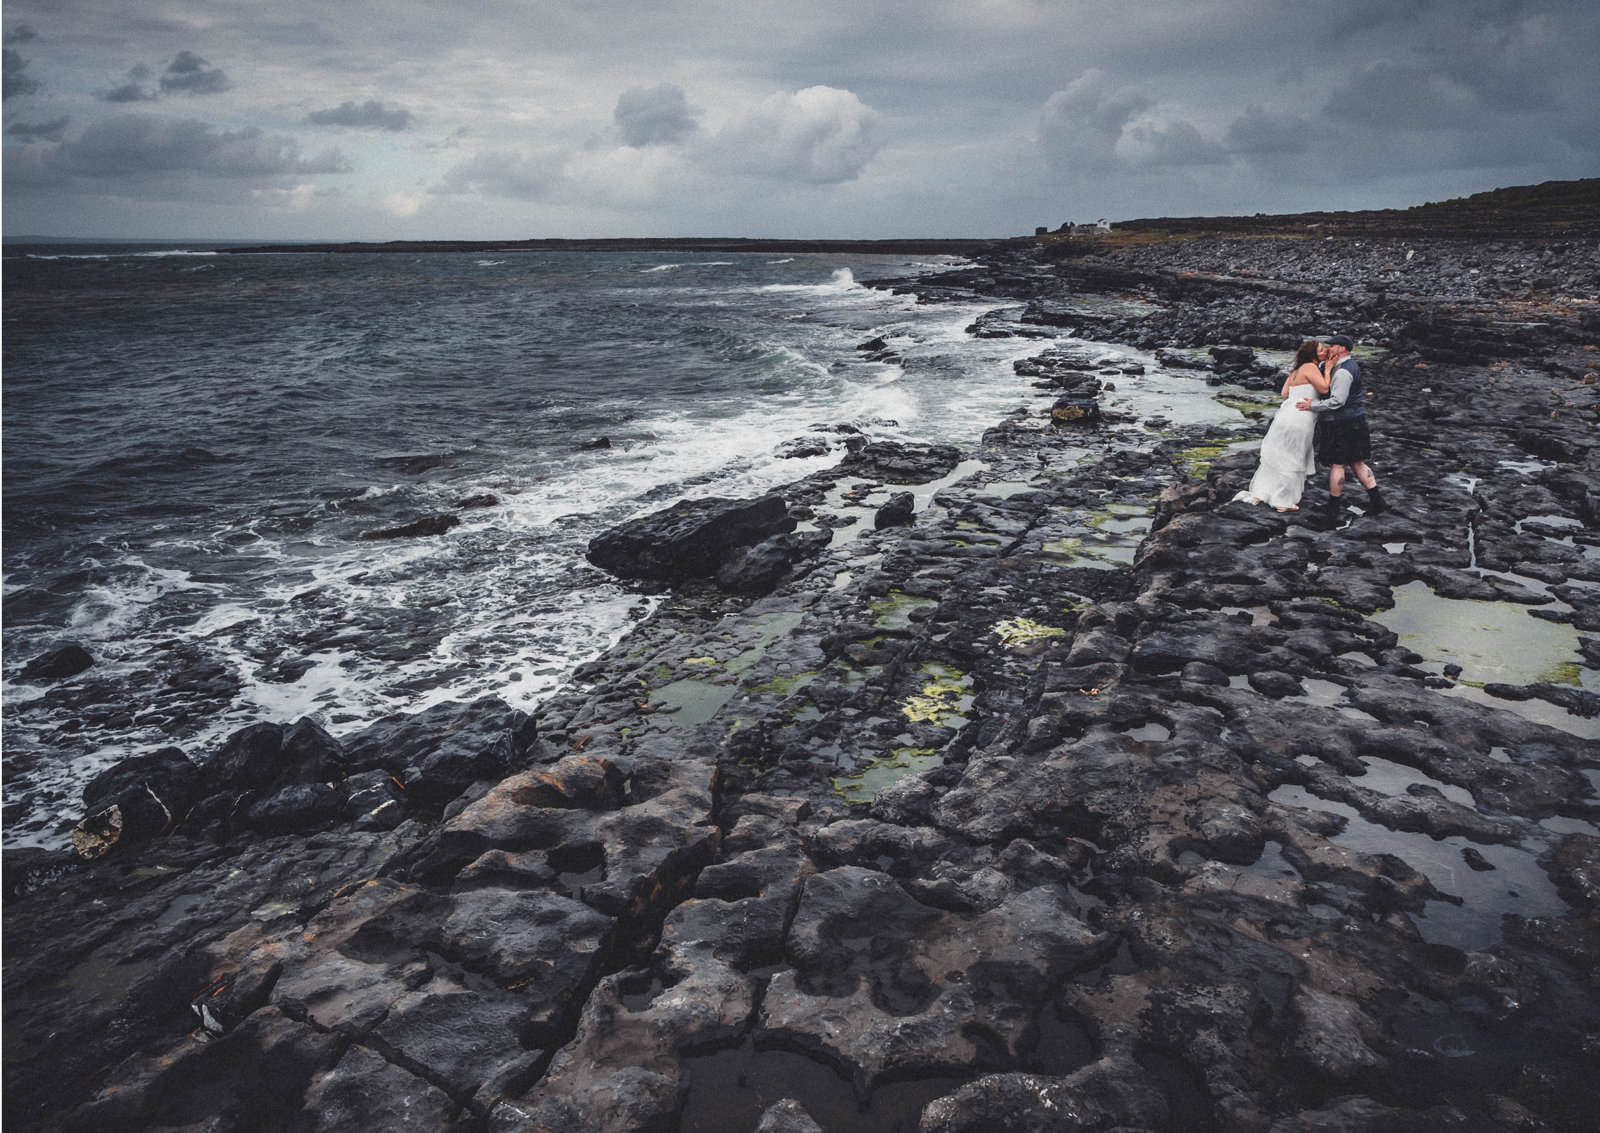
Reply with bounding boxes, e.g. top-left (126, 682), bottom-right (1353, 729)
top-left (9, 249), bottom-right (1225, 850)
top-left (26, 249), bottom-right (221, 260)
top-left (759, 267), bottom-right (859, 294)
